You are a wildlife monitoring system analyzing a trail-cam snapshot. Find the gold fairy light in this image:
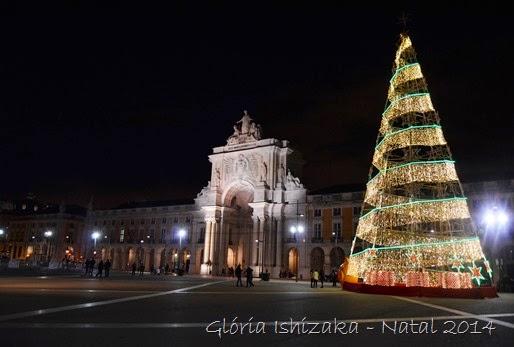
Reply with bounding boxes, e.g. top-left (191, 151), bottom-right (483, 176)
top-left (357, 198), bottom-right (470, 235)
top-left (380, 93), bottom-right (435, 135)
top-left (373, 126), bottom-right (447, 170)
top-left (387, 63), bottom-right (424, 101)
top-left (365, 161), bottom-right (459, 206)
